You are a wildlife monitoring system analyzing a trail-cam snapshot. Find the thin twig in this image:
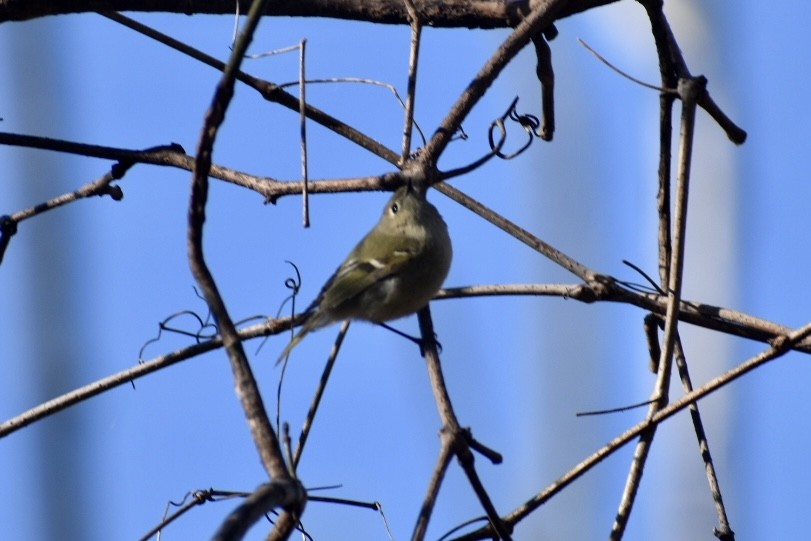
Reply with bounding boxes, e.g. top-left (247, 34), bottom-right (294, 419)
top-left (609, 379), bottom-right (660, 539)
top-left (433, 182), bottom-right (599, 282)
top-left (611, 75), bottom-right (705, 540)
top-left (0, 132), bottom-right (295, 197)
top-left (100, 11), bottom-right (401, 166)
top-left (0, 130), bottom-right (413, 203)
top-left (578, 37), bottom-right (671, 93)
top-left (0, 164), bottom-right (124, 264)
top-left (298, 39), bottom-right (310, 227)
top-left (292, 321), bottom-right (351, 471)
top-left (412, 438), bottom-right (455, 541)
top-left (672, 336), bottom-right (735, 540)
top-left (274, 77), bottom-right (427, 147)
top-left (140, 489), bottom-right (248, 541)
top-left (401, 0), bottom-right (422, 162)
